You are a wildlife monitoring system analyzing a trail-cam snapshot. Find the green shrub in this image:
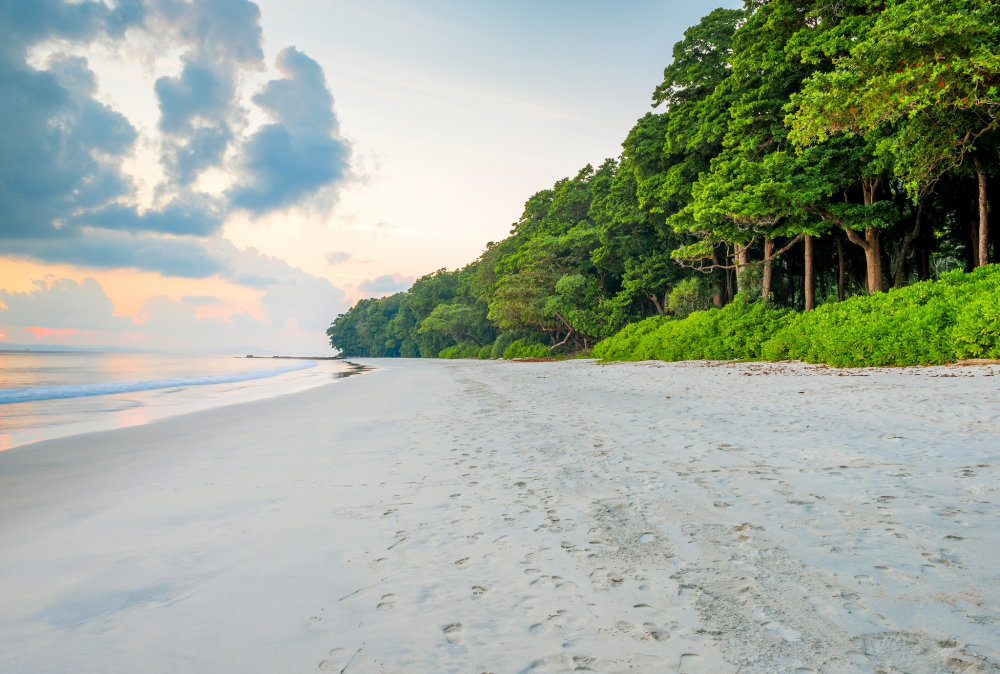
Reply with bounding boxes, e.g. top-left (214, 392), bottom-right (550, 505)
top-left (592, 316), bottom-right (669, 359)
top-left (438, 342), bottom-right (482, 359)
top-left (491, 331), bottom-right (522, 359)
top-left (596, 266), bottom-right (1000, 367)
top-left (503, 339), bottom-right (551, 359)
top-left (595, 296), bottom-right (791, 361)
top-left (668, 277), bottom-right (713, 319)
top-left (478, 345), bottom-right (494, 359)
